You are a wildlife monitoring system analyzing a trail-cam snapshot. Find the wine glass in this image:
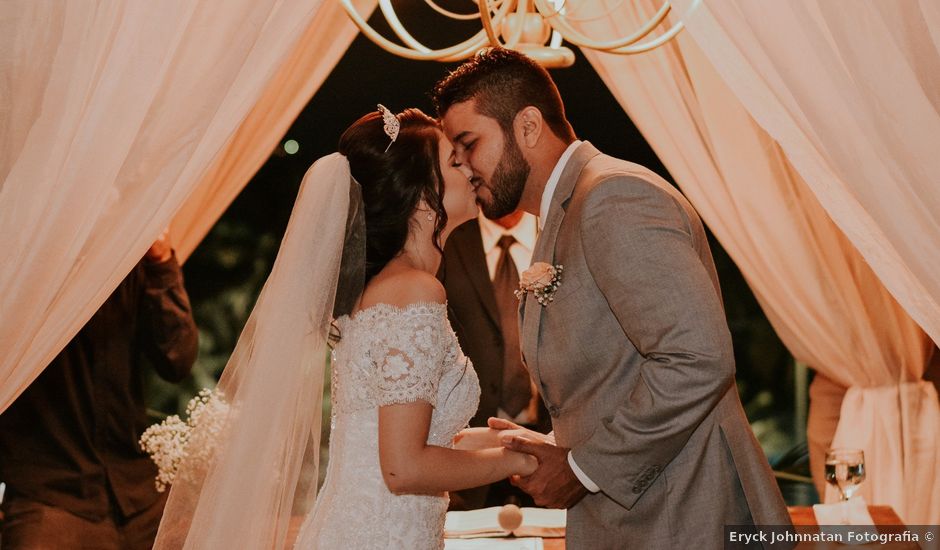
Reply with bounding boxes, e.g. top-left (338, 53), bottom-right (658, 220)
top-left (824, 448), bottom-right (866, 501)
